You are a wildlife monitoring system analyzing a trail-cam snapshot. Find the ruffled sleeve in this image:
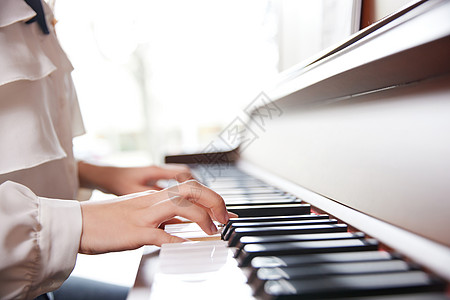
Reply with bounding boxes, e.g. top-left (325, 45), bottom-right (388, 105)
top-left (0, 181), bottom-right (82, 300)
top-left (0, 0), bottom-right (85, 175)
